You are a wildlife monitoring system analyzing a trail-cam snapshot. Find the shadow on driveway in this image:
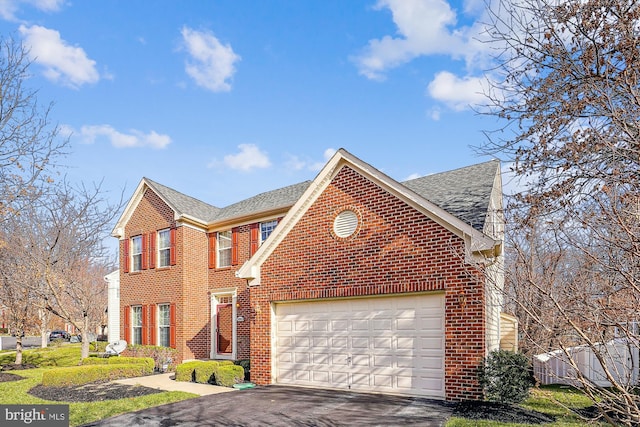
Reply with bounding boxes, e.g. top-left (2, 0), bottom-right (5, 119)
top-left (82, 385), bottom-right (454, 427)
